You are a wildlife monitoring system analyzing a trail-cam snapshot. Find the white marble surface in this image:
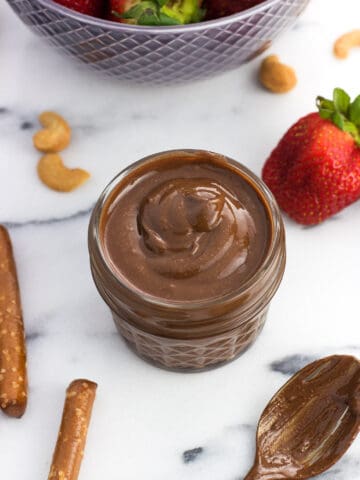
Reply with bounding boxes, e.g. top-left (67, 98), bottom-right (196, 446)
top-left (1, 0), bottom-right (360, 478)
